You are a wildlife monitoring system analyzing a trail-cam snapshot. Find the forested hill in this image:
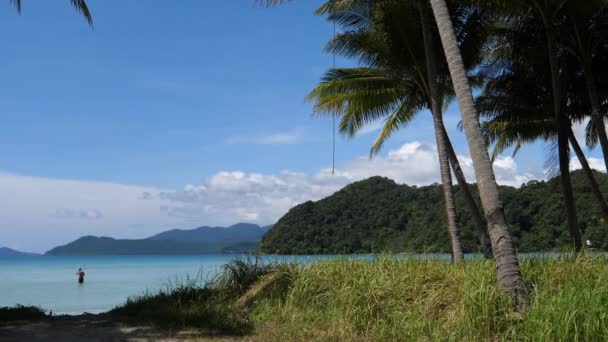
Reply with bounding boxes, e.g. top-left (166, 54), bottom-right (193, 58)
top-left (260, 170), bottom-right (608, 254)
